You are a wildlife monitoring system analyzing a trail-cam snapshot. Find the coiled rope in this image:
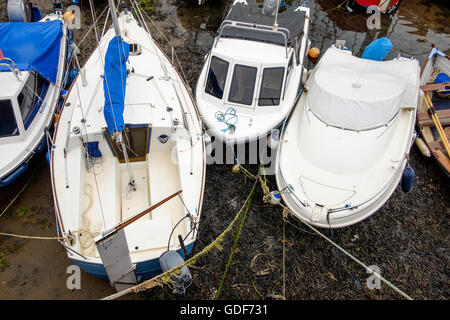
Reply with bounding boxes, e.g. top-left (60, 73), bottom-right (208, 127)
top-left (215, 107), bottom-right (238, 133)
